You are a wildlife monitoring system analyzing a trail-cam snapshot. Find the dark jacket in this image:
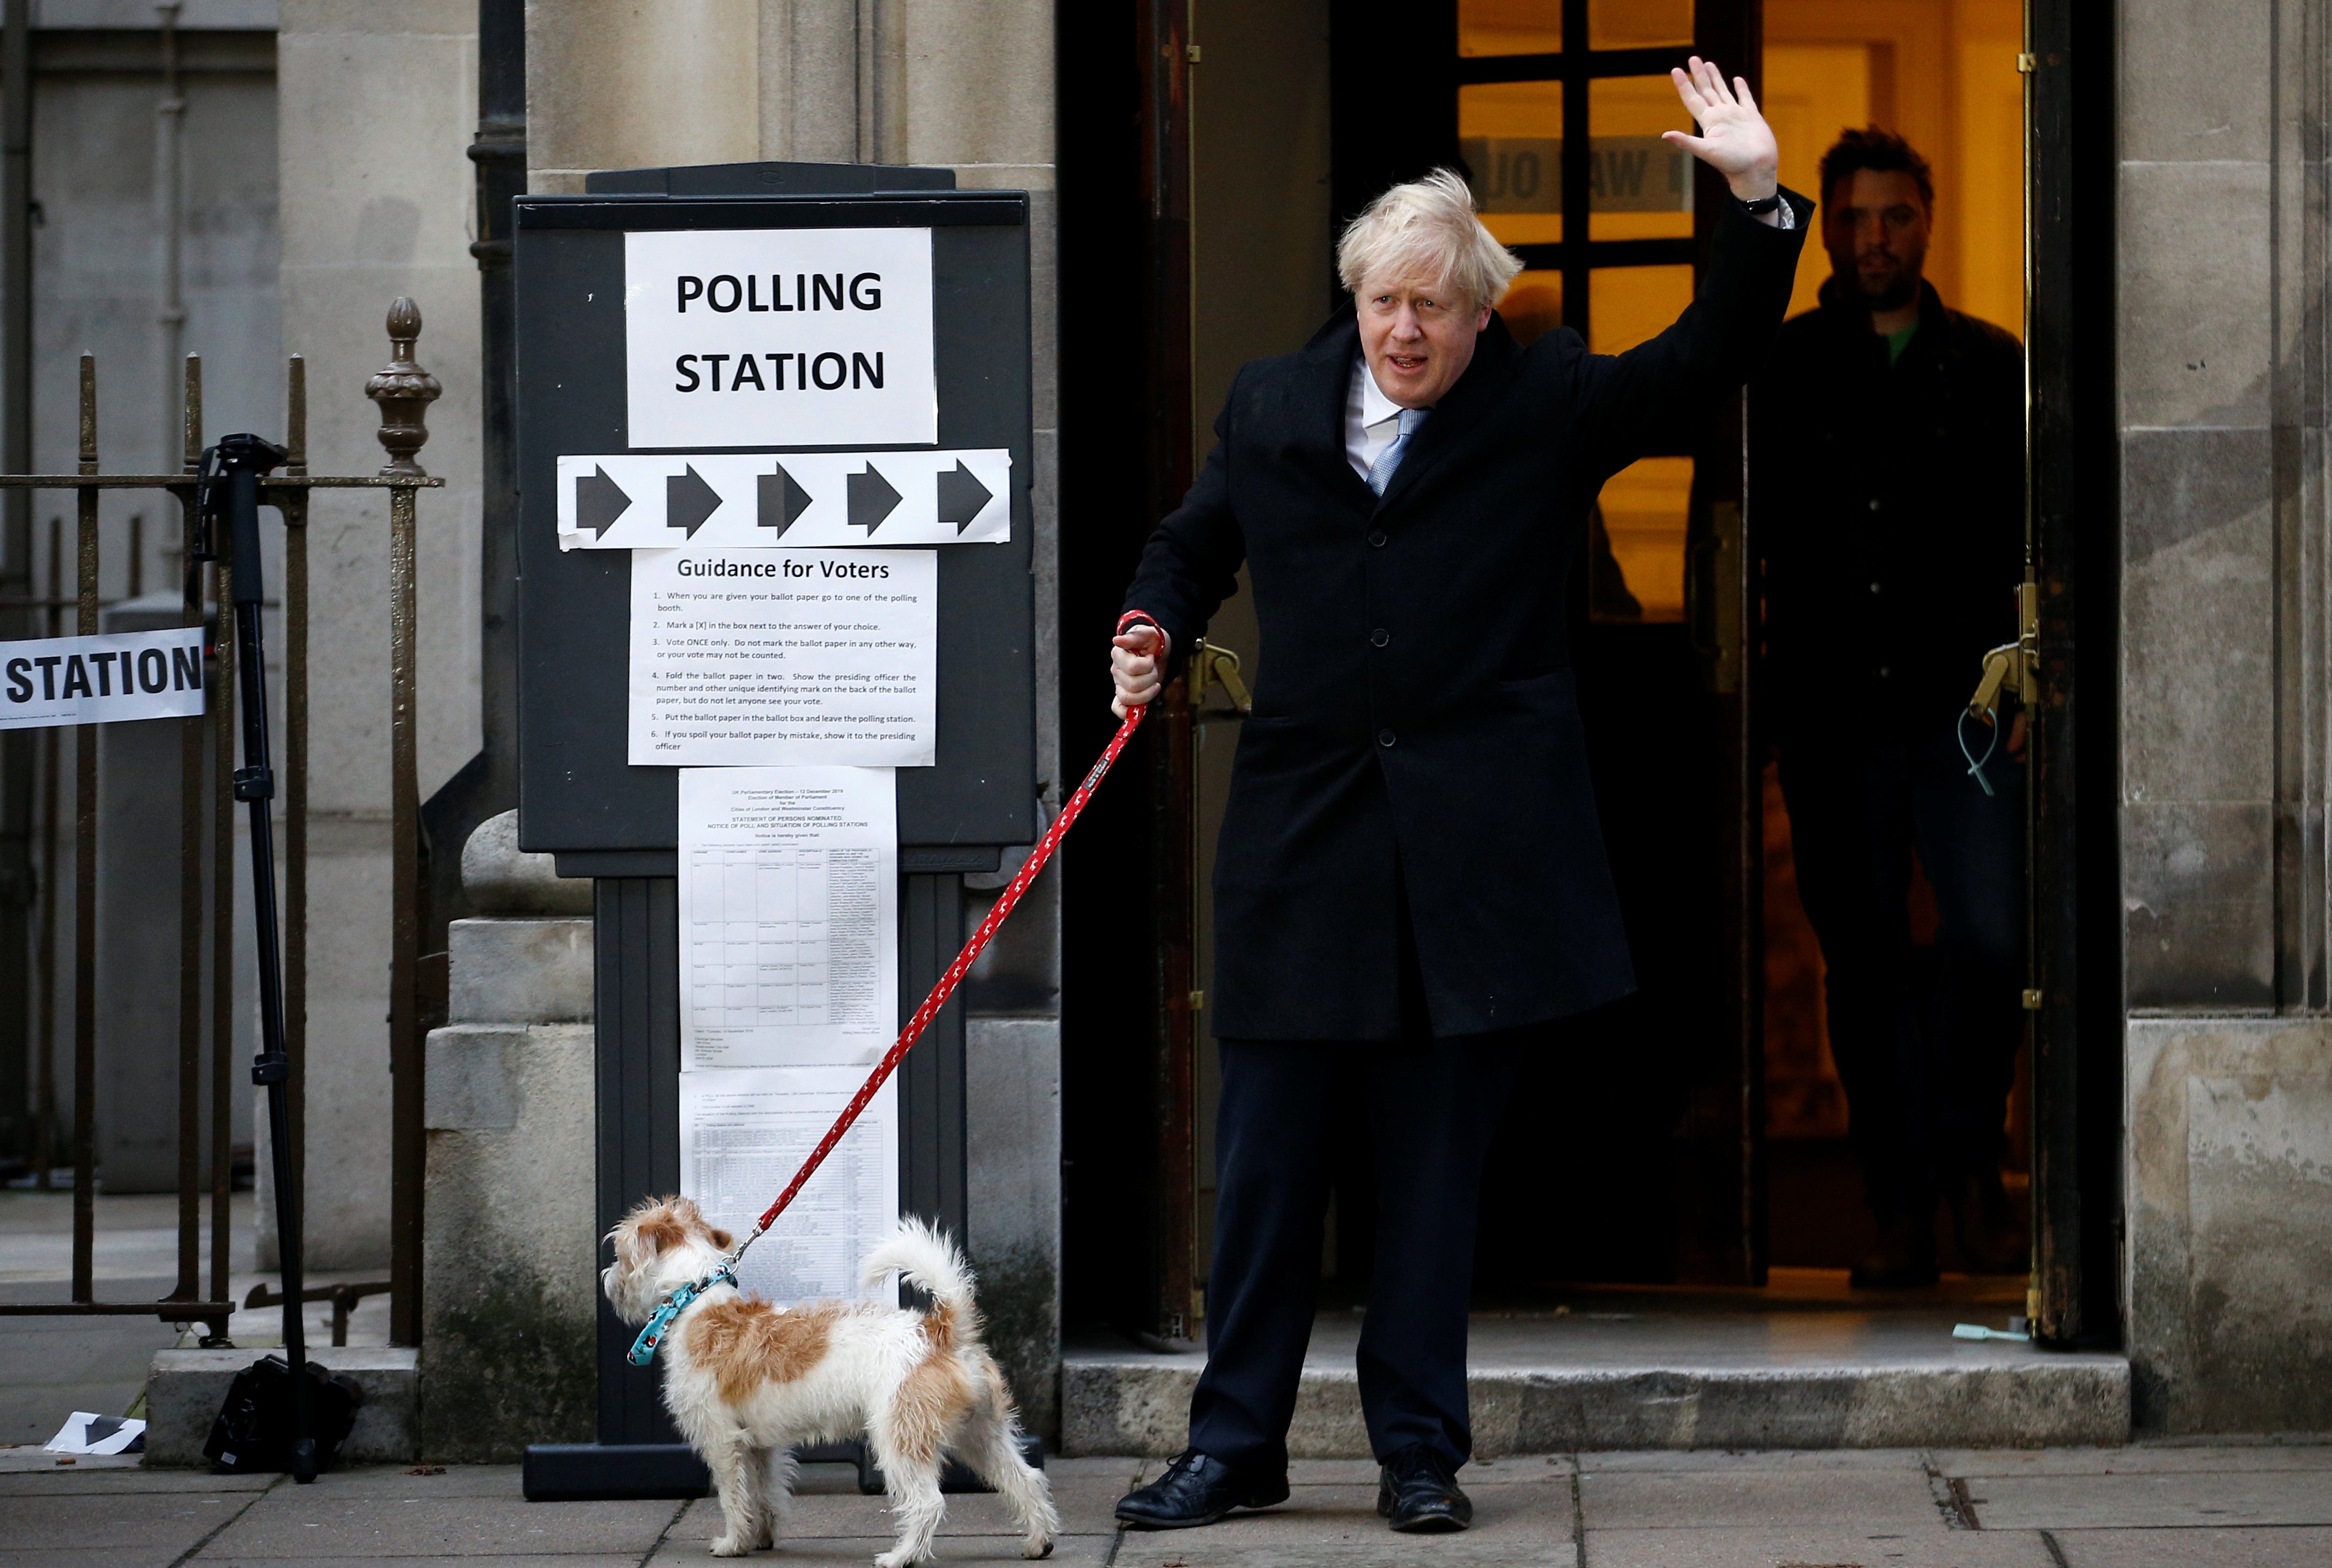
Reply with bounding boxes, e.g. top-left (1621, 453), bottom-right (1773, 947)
top-left (1121, 194), bottom-right (1810, 1041)
top-left (1755, 278), bottom-right (2025, 740)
